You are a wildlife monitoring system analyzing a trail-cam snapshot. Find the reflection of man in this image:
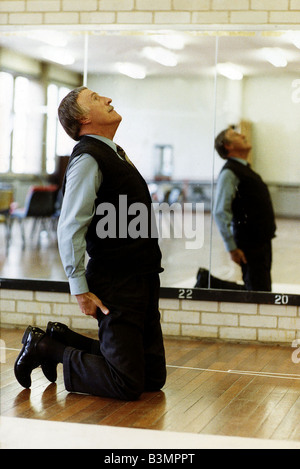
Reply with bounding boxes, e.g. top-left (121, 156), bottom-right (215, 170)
top-left (14, 86), bottom-right (166, 399)
top-left (213, 127), bottom-right (276, 292)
